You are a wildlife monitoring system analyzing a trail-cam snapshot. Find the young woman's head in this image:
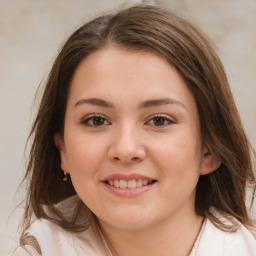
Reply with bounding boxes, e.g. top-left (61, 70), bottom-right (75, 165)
top-left (23, 5), bottom-right (255, 233)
